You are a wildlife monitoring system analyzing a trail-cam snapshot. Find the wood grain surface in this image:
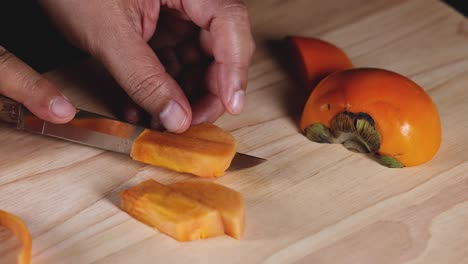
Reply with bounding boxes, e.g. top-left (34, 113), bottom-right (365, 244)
top-left (1, 0), bottom-right (468, 263)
